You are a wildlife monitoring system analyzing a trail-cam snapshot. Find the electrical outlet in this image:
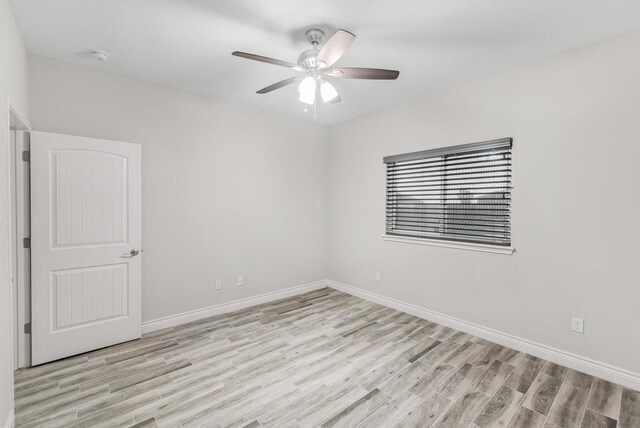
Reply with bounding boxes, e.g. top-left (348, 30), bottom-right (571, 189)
top-left (572, 317), bottom-right (584, 334)
top-left (237, 276), bottom-right (243, 286)
top-left (375, 272), bottom-right (381, 281)
top-left (215, 280), bottom-right (222, 290)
